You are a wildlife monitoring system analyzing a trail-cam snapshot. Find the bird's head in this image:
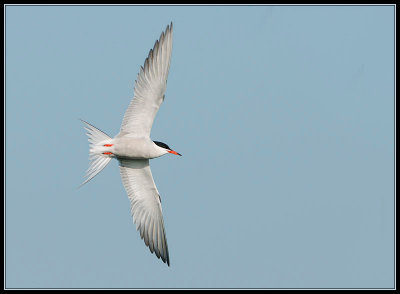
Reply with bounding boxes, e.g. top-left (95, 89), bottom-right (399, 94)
top-left (153, 141), bottom-right (182, 156)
